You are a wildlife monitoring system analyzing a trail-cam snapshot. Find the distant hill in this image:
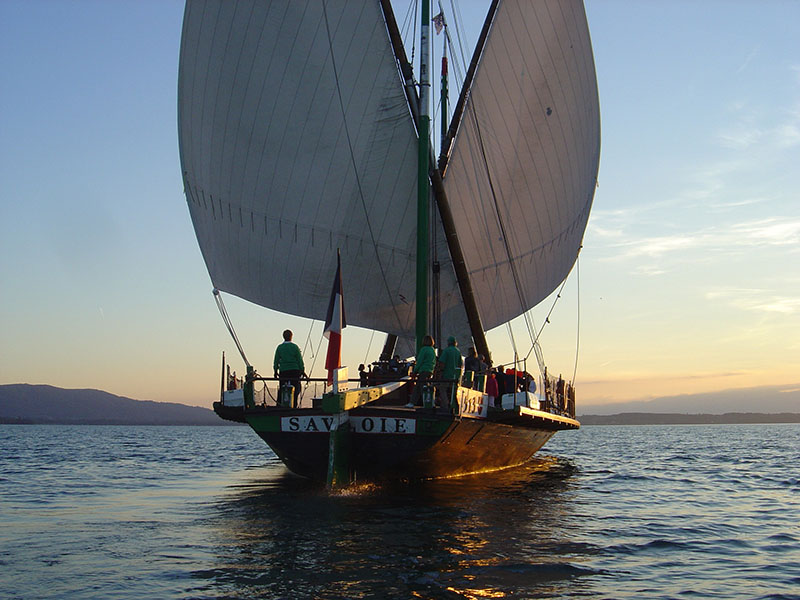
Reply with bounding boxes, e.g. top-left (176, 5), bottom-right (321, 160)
top-left (0, 384), bottom-right (234, 425)
top-left (4, 383), bottom-right (797, 427)
top-left (578, 412), bottom-right (800, 425)
top-left (579, 383), bottom-right (800, 415)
